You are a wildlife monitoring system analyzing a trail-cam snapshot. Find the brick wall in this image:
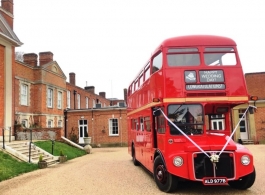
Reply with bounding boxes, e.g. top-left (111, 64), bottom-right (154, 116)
top-left (67, 83), bottom-right (111, 109)
top-left (14, 125), bottom-right (63, 141)
top-left (245, 72), bottom-right (265, 100)
top-left (65, 108), bottom-right (128, 146)
top-left (253, 106), bottom-right (265, 142)
top-left (245, 72), bottom-right (265, 142)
